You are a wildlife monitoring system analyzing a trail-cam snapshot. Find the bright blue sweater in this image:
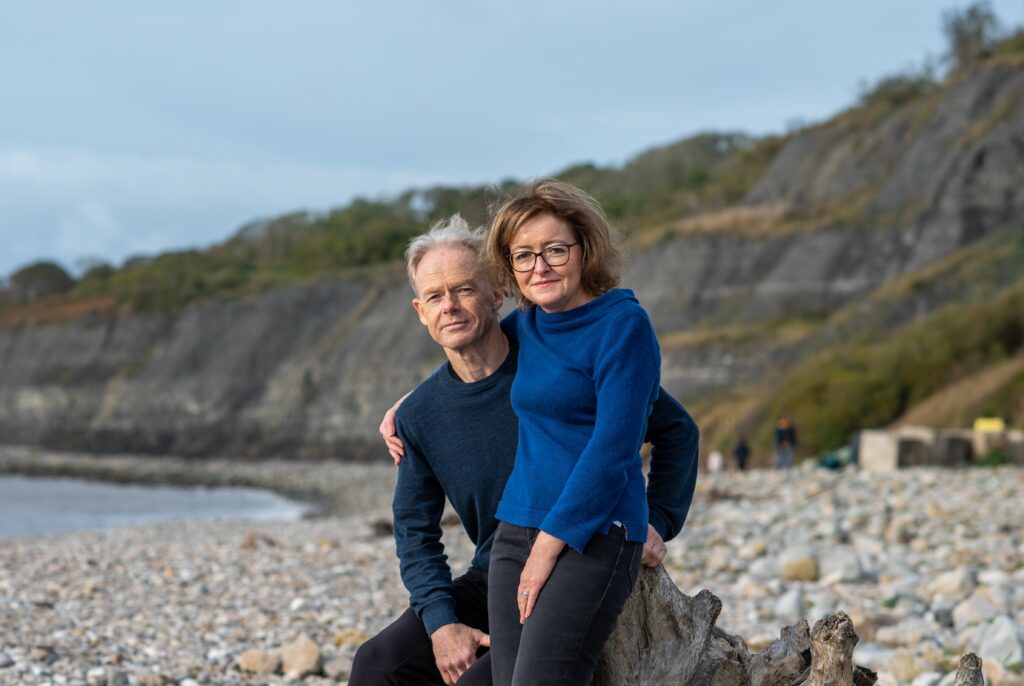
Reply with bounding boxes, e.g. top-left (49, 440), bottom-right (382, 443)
top-left (497, 288), bottom-right (661, 552)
